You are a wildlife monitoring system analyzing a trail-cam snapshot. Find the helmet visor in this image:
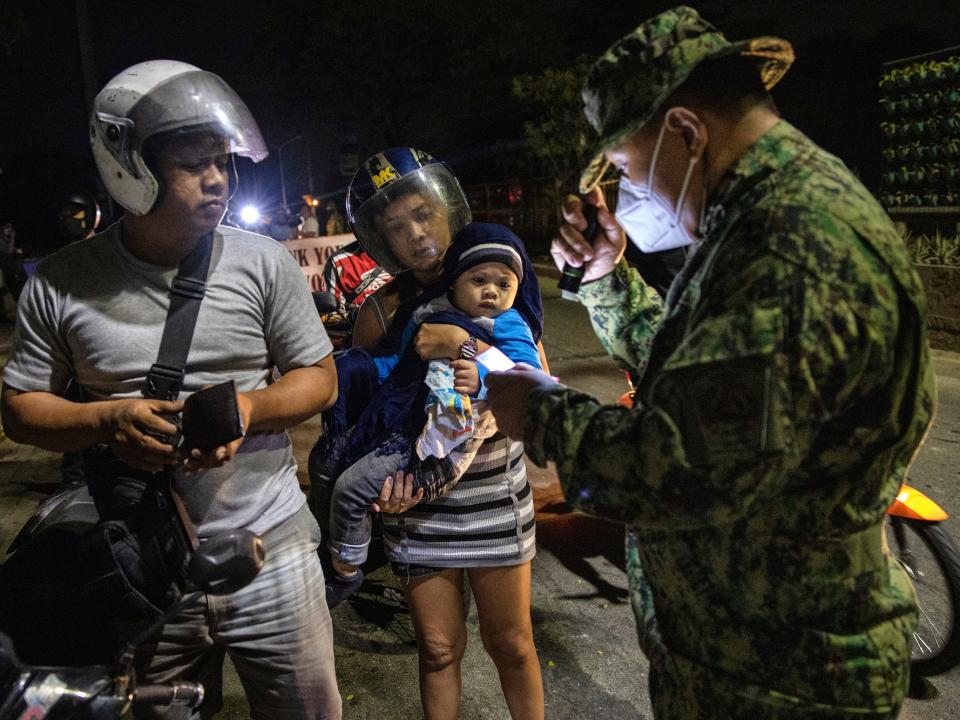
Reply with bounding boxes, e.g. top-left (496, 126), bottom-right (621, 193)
top-left (350, 164), bottom-right (471, 274)
top-left (128, 70), bottom-right (267, 162)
